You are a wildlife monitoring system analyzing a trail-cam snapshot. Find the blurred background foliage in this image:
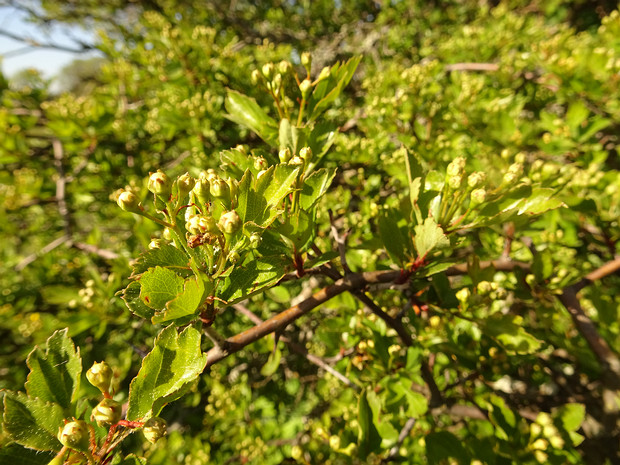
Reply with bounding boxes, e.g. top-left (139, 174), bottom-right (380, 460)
top-left (1, 0), bottom-right (620, 463)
